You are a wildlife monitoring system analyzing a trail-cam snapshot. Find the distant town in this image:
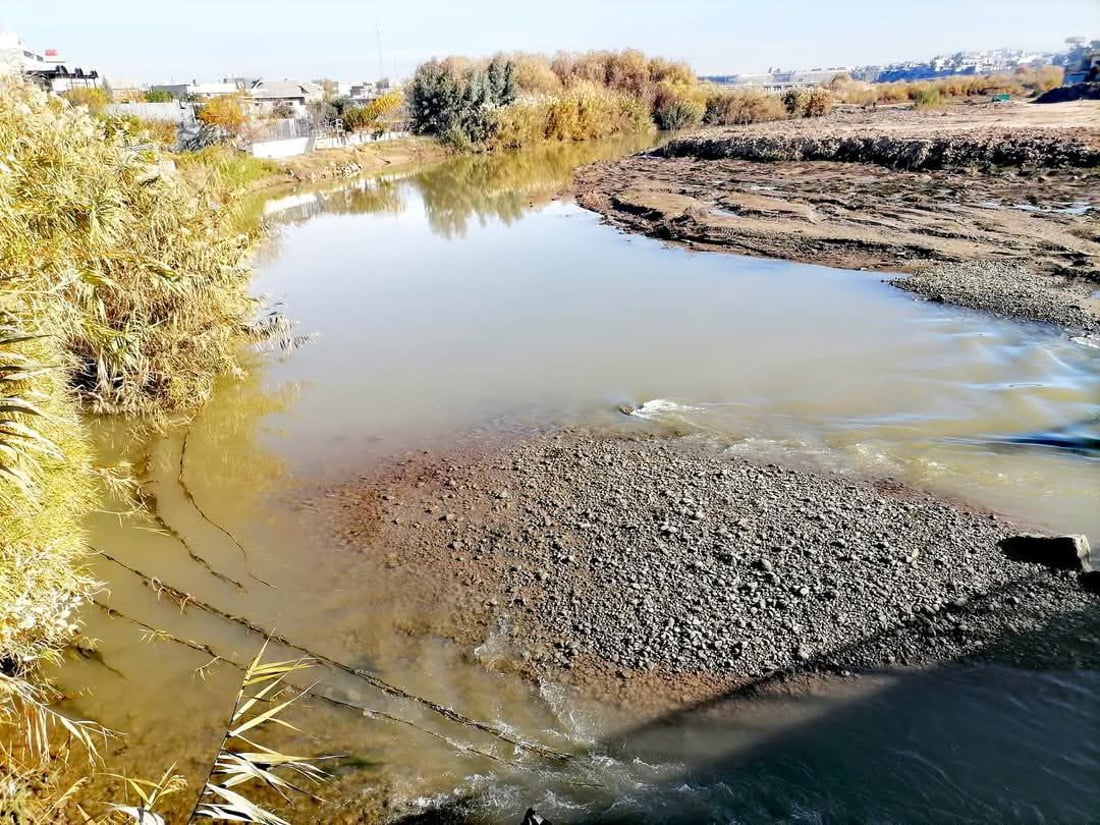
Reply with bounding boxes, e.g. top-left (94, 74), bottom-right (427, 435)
top-left (4, 24), bottom-right (1098, 99)
top-left (704, 37), bottom-right (1099, 90)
